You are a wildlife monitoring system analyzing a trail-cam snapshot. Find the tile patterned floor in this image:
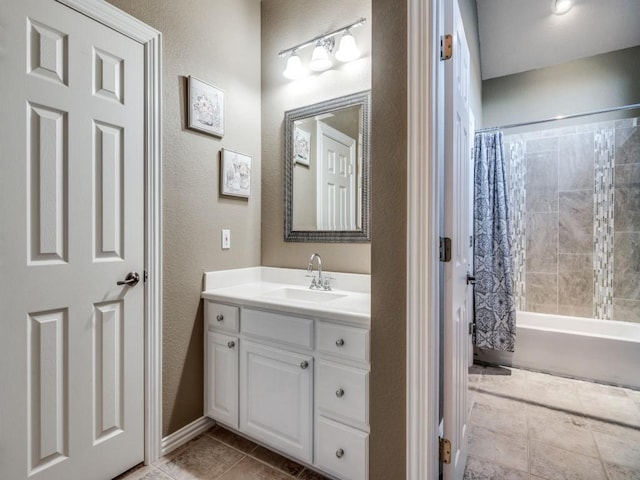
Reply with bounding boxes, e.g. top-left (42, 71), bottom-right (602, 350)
top-left (117, 366), bottom-right (640, 480)
top-left (465, 365), bottom-right (640, 480)
top-left (115, 425), bottom-right (330, 480)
